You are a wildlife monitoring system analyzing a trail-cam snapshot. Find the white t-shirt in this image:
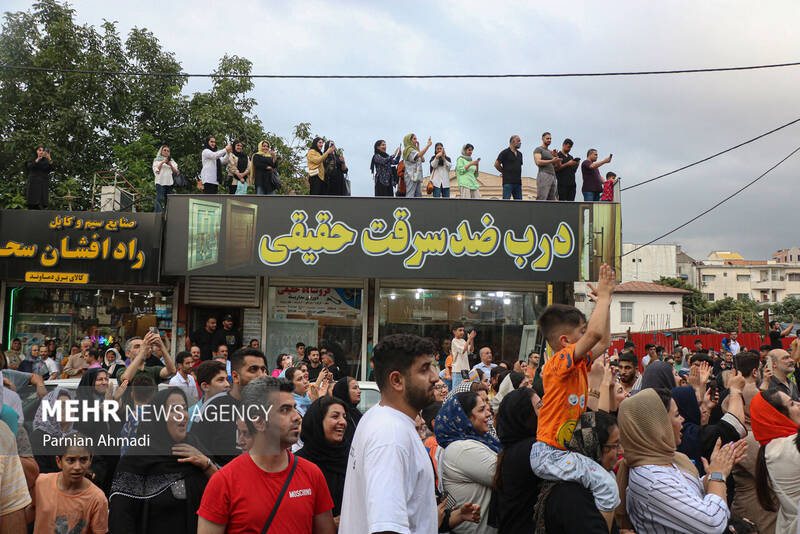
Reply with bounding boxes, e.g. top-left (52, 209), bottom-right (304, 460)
top-left (451, 338), bottom-right (469, 373)
top-left (168, 372), bottom-right (198, 403)
top-left (44, 358), bottom-right (60, 377)
top-left (340, 403), bottom-right (437, 534)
